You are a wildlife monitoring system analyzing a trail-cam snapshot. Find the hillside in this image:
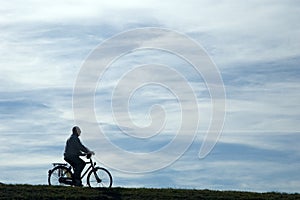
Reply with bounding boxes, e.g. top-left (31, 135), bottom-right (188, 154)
top-left (0, 184), bottom-right (299, 200)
